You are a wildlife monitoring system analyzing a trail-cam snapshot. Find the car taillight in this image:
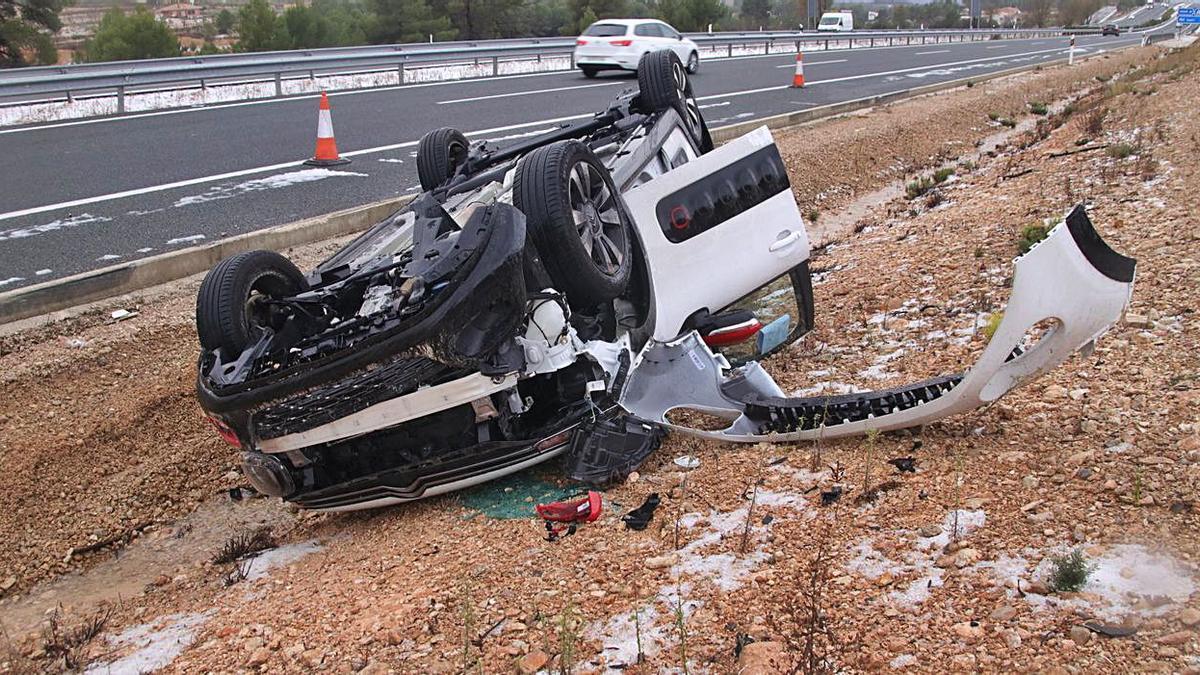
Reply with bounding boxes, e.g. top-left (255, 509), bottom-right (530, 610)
top-left (702, 319), bottom-right (763, 347)
top-left (576, 38), bottom-right (588, 45)
top-left (609, 39), bottom-right (633, 46)
top-left (206, 416), bottom-right (242, 448)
